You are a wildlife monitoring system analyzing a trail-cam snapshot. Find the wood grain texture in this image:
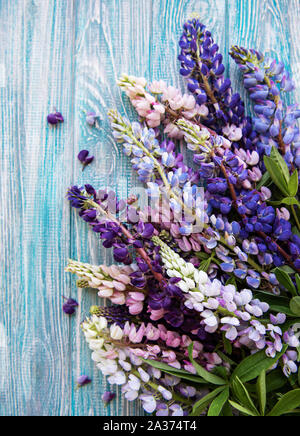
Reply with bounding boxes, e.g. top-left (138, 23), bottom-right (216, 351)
top-left (0, 0), bottom-right (299, 416)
